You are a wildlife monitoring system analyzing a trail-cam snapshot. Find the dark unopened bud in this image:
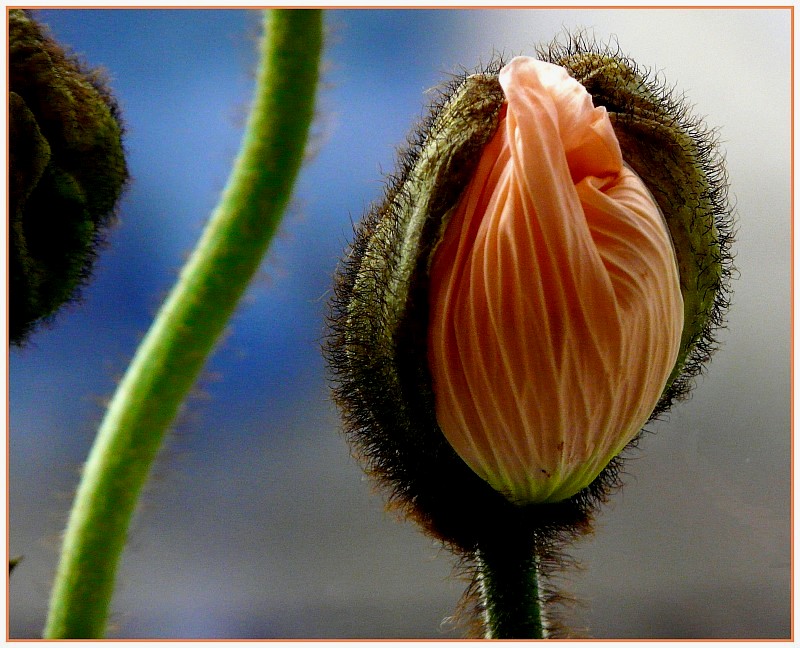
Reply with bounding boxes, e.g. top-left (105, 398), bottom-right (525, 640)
top-left (9, 9), bottom-right (128, 346)
top-left (326, 37), bottom-right (733, 551)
